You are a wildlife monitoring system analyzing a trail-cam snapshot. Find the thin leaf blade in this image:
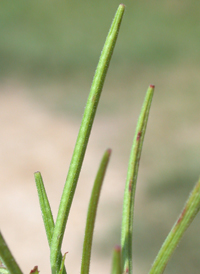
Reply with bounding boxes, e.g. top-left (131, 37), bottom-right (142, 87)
top-left (111, 245), bottom-right (122, 274)
top-left (34, 172), bottom-right (67, 274)
top-left (50, 5), bottom-right (125, 274)
top-left (121, 85), bottom-right (155, 274)
top-left (0, 231), bottom-right (23, 274)
top-left (34, 172), bottom-right (54, 245)
top-left (148, 177), bottom-right (200, 274)
top-left (81, 149), bottom-right (111, 274)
